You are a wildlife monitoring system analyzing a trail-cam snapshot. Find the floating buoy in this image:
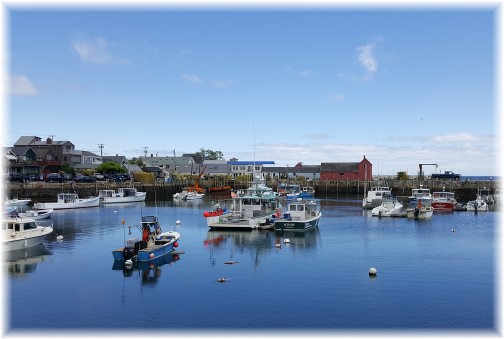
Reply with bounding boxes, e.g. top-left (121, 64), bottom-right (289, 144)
top-left (283, 239), bottom-right (290, 244)
top-left (149, 253), bottom-right (155, 259)
top-left (275, 243), bottom-right (281, 248)
top-left (173, 242), bottom-right (179, 248)
top-left (125, 259), bottom-right (133, 268)
top-left (114, 211), bottom-right (117, 213)
top-left (369, 267), bottom-right (377, 276)
top-left (451, 228), bottom-right (455, 232)
top-left (56, 235), bottom-right (63, 241)
top-left (121, 219), bottom-right (125, 225)
top-left (176, 220), bottom-right (181, 225)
